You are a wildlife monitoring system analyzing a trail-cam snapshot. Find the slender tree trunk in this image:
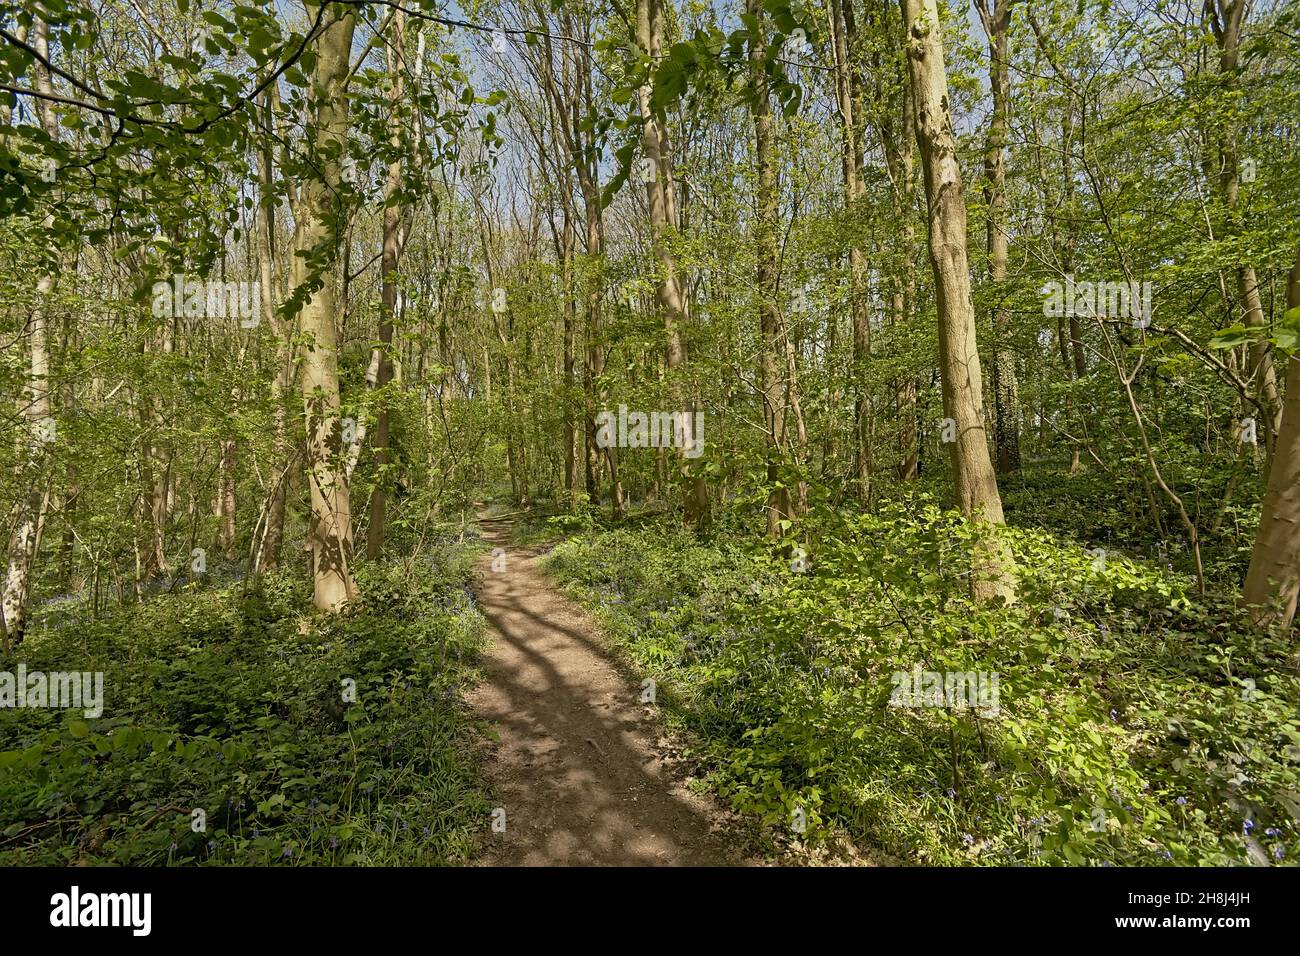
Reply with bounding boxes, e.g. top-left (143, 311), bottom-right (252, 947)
top-left (582, 186), bottom-right (624, 518)
top-left (290, 3), bottom-right (358, 611)
top-left (368, 9), bottom-right (409, 559)
top-left (561, 211), bottom-right (579, 507)
top-left (146, 310), bottom-right (173, 578)
top-left (255, 91), bottom-right (292, 574)
top-left (747, 0), bottom-right (793, 538)
top-left (637, 0), bottom-right (709, 527)
top-left (536, 22), bottom-right (611, 511)
top-left (976, 0), bottom-right (1021, 474)
top-left (902, 0), bottom-right (1014, 602)
top-left (218, 438), bottom-right (237, 557)
top-left (3, 19), bottom-right (58, 645)
top-left (1209, 0), bottom-right (1281, 452)
top-left (831, 0), bottom-right (872, 503)
top-left (577, 43), bottom-right (623, 520)
top-left (873, 3), bottom-right (919, 481)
